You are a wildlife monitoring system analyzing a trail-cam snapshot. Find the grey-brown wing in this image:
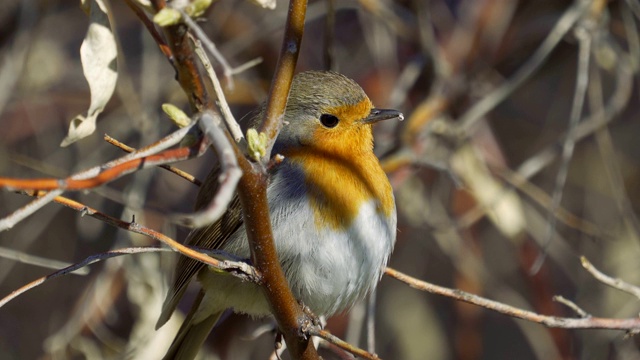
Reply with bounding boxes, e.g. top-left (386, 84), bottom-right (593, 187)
top-left (156, 167), bottom-right (244, 329)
